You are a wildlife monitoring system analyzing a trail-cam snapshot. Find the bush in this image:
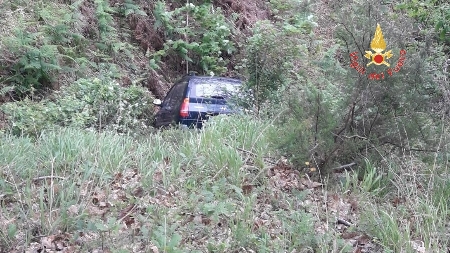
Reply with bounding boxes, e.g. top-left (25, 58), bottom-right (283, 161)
top-left (243, 0), bottom-right (315, 114)
top-left (271, 0), bottom-right (447, 173)
top-left (0, 1), bottom-right (88, 98)
top-left (151, 1), bottom-right (235, 74)
top-left (1, 78), bottom-right (154, 136)
top-left (396, 0), bottom-right (450, 46)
